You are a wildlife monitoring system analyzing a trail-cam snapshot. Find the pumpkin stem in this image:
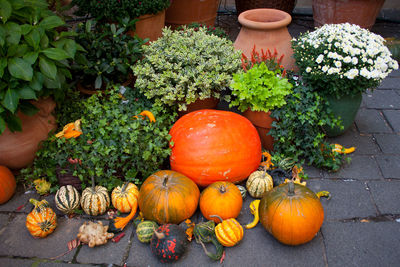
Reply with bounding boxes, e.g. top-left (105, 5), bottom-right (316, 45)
top-left (209, 215), bottom-right (224, 223)
top-left (162, 176), bottom-right (168, 187)
top-left (121, 182), bottom-right (129, 192)
top-left (219, 185), bottom-right (226, 194)
top-left (288, 181), bottom-right (295, 196)
top-left (29, 198), bottom-right (40, 207)
top-left (153, 229), bottom-right (165, 240)
top-left (90, 176), bottom-right (95, 191)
